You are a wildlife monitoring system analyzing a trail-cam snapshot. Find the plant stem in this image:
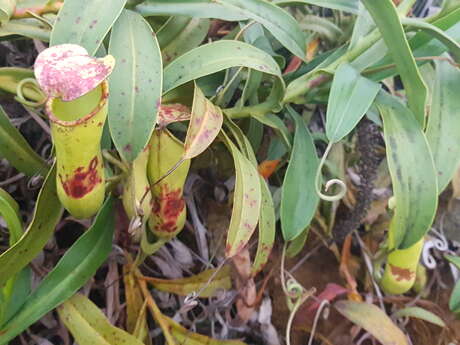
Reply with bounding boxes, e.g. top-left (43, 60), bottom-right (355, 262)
top-left (284, 28), bottom-right (381, 103)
